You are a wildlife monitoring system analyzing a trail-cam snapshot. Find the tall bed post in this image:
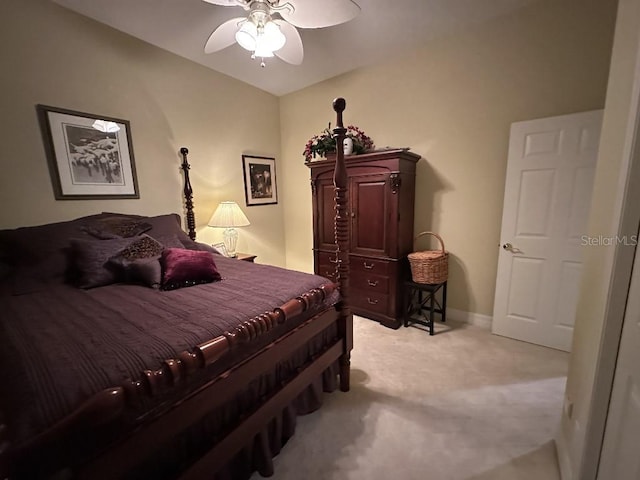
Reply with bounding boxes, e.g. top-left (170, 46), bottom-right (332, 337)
top-left (180, 147), bottom-right (197, 241)
top-left (332, 98), bottom-right (353, 392)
